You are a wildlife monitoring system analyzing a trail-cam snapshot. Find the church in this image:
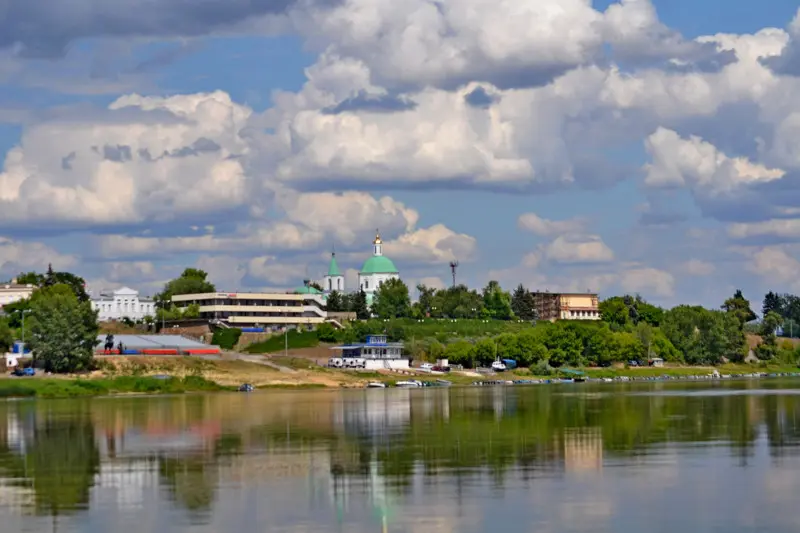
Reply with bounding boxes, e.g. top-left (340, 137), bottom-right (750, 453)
top-left (321, 231), bottom-right (400, 305)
